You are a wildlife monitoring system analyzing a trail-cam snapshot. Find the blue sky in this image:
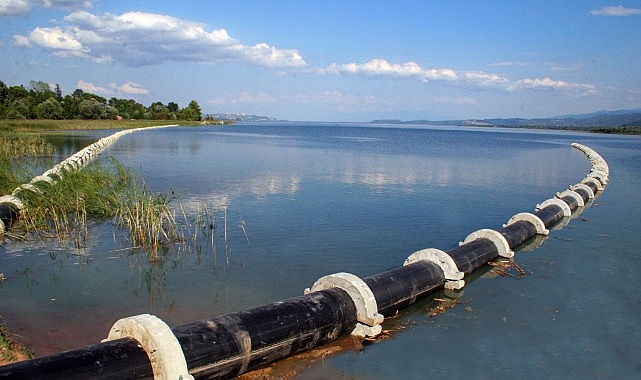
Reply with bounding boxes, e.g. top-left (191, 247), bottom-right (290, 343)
top-left (1, 0), bottom-right (640, 121)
